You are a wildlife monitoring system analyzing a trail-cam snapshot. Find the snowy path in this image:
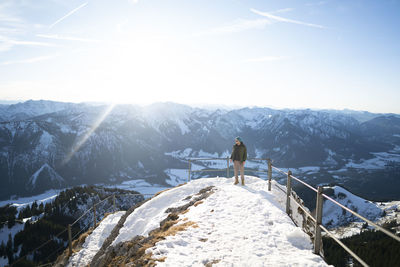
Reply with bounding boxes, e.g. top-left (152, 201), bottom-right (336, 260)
top-left (146, 176), bottom-right (328, 266)
top-left (67, 211), bottom-right (125, 267)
